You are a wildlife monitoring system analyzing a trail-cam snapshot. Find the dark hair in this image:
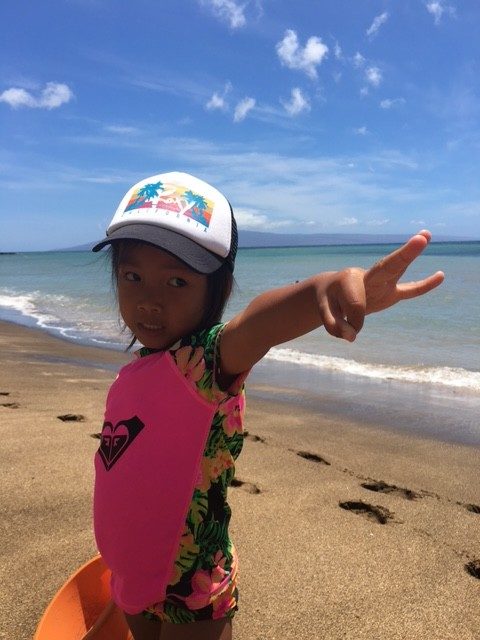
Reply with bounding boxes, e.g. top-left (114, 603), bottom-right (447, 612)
top-left (109, 240), bottom-right (234, 349)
